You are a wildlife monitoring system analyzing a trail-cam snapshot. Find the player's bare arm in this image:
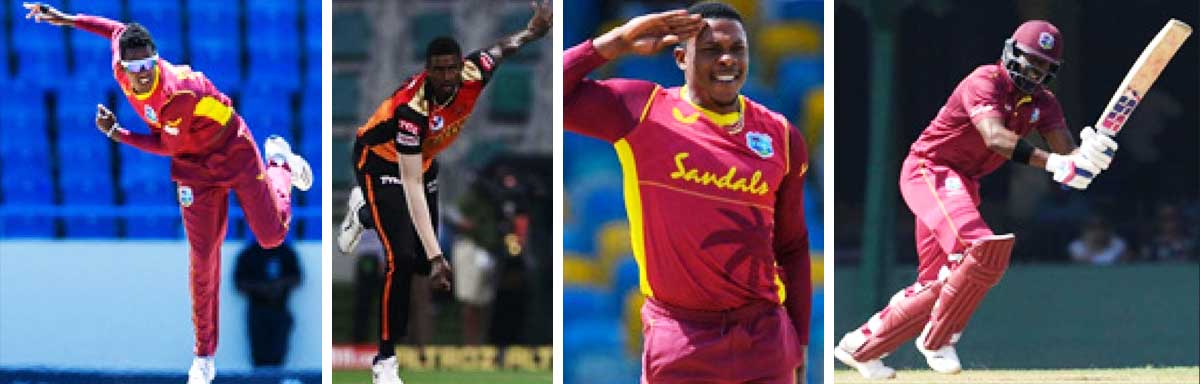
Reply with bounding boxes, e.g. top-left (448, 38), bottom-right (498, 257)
top-left (592, 10), bottom-right (704, 60)
top-left (974, 116), bottom-right (1098, 189)
top-left (22, 2), bottom-right (74, 26)
top-left (397, 153), bottom-right (452, 291)
top-left (484, 0), bottom-right (552, 62)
